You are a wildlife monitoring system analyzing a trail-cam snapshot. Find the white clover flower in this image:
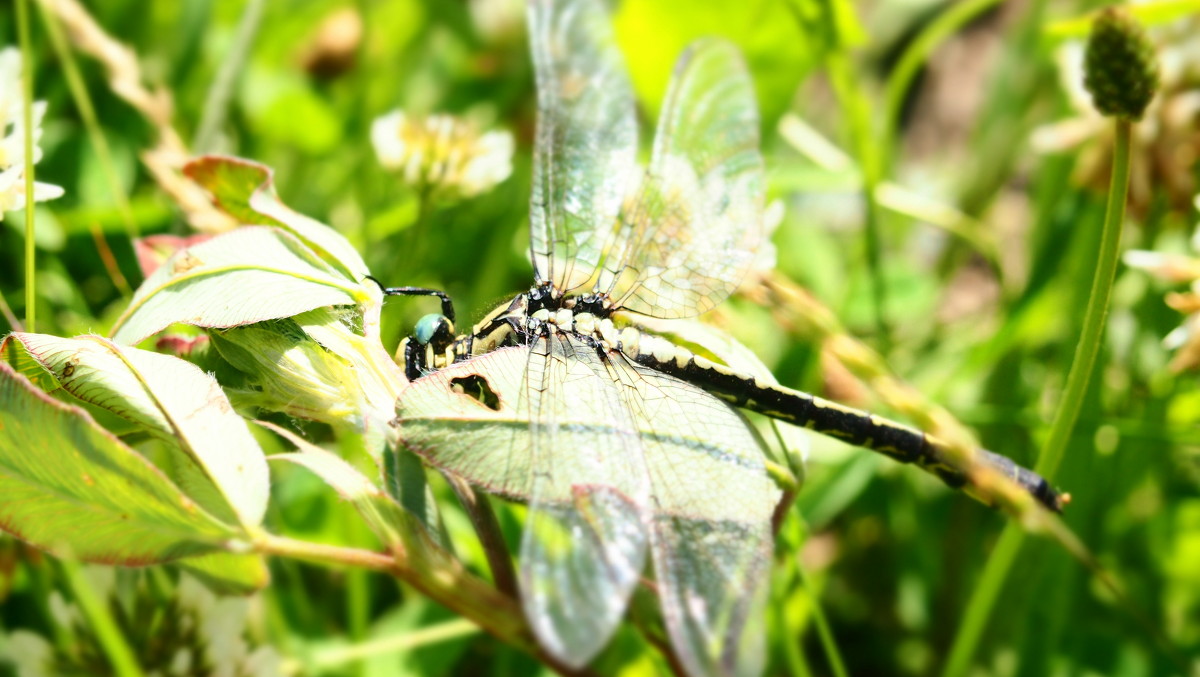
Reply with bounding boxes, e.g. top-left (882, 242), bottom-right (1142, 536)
top-left (0, 47), bottom-right (63, 219)
top-left (370, 109), bottom-right (513, 201)
top-left (469, 0), bottom-right (525, 45)
top-left (1125, 204), bottom-right (1200, 371)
